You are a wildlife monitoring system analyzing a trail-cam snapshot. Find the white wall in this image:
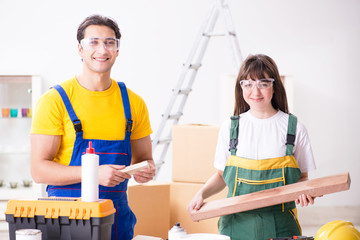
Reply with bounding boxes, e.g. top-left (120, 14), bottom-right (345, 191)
top-left (0, 0), bottom-right (359, 206)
